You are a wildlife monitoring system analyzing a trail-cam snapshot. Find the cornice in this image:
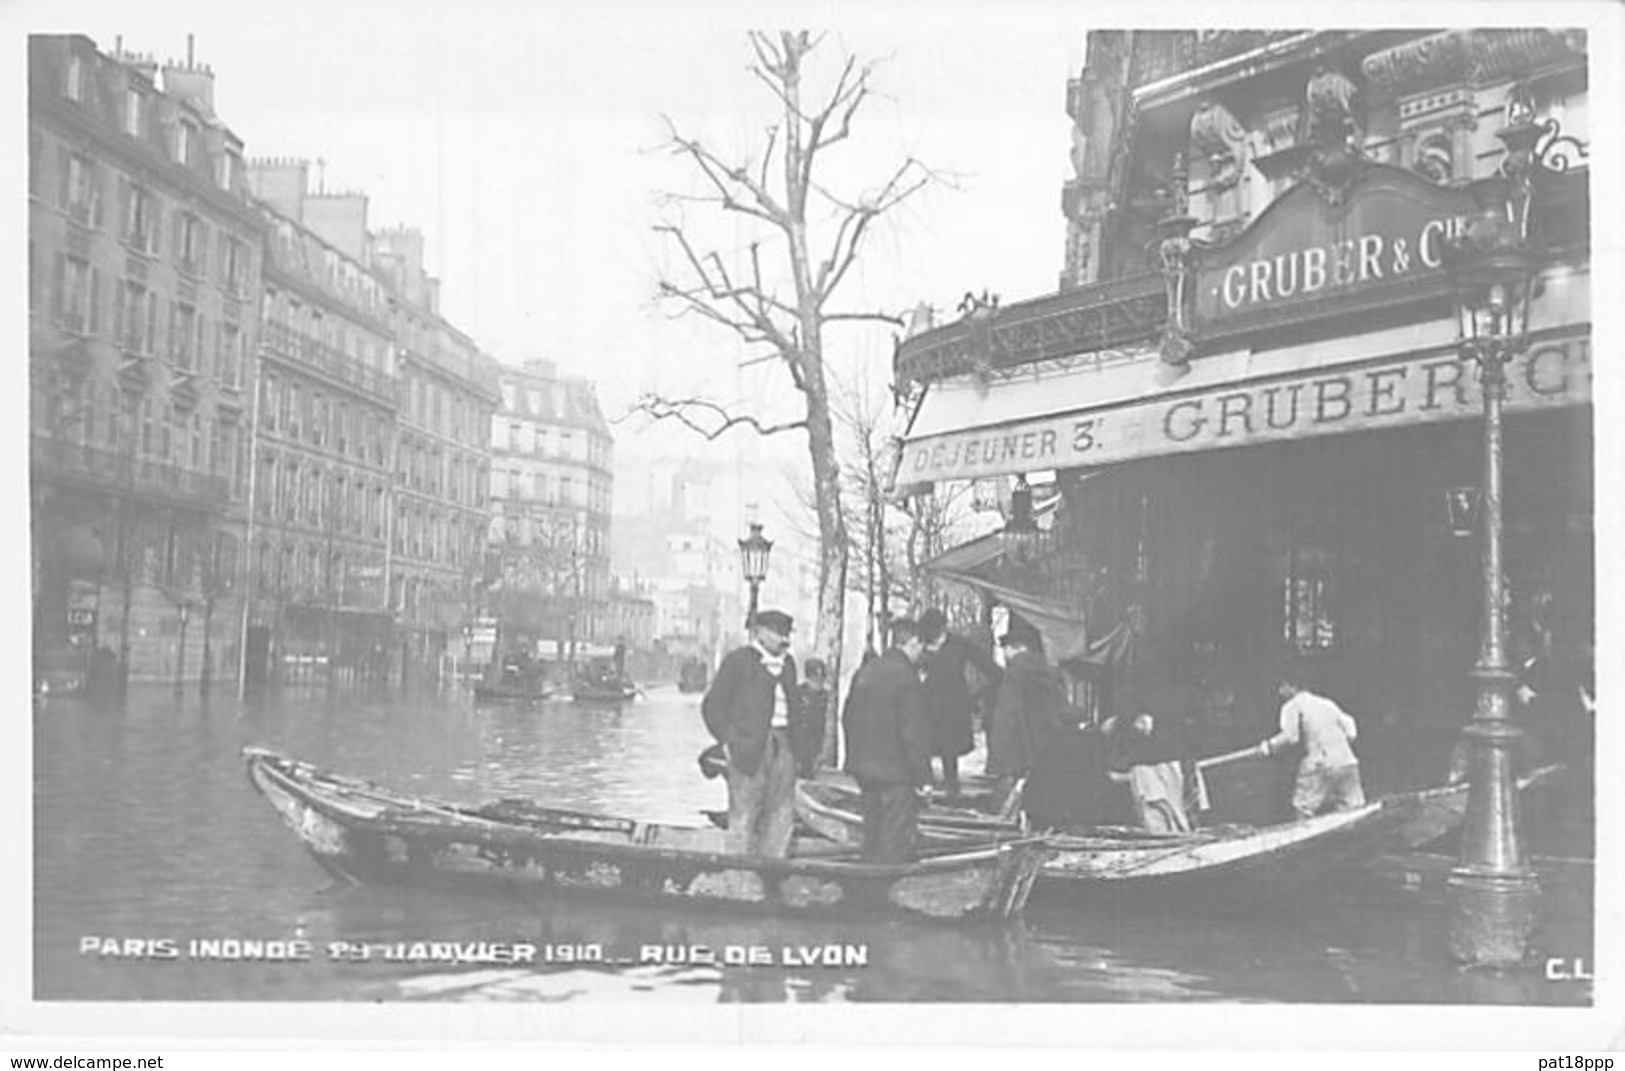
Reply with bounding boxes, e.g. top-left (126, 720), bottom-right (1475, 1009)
top-left (33, 93), bottom-right (266, 232)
